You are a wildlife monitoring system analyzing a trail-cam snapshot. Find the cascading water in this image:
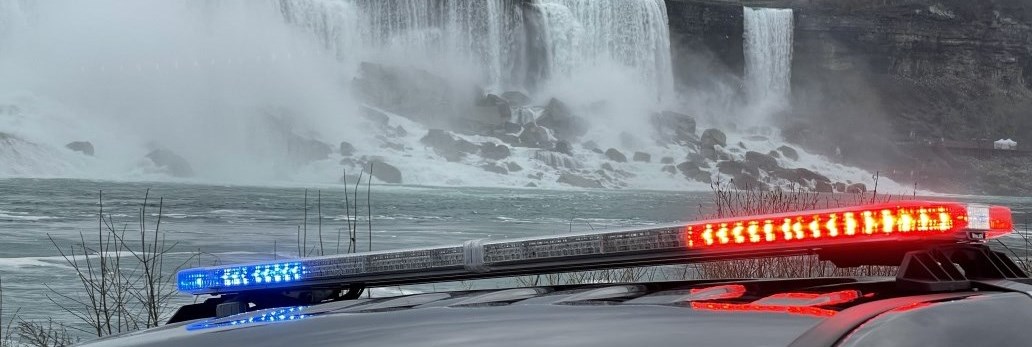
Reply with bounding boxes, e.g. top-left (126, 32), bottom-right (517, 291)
top-left (533, 0), bottom-right (674, 103)
top-left (743, 7), bottom-right (794, 116)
